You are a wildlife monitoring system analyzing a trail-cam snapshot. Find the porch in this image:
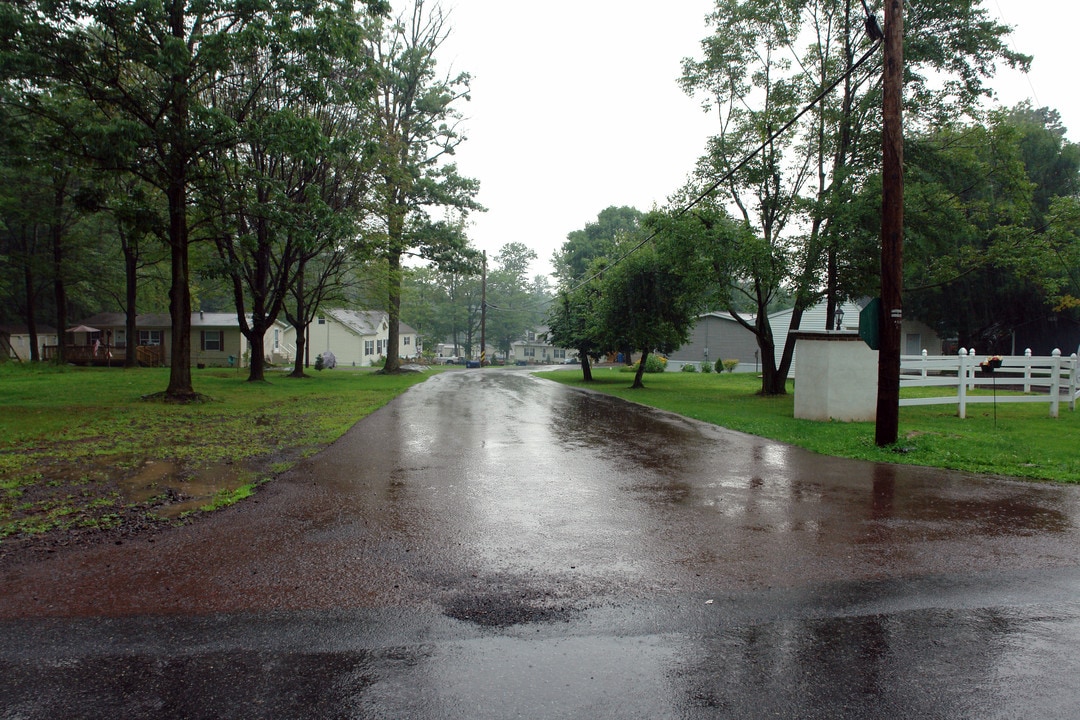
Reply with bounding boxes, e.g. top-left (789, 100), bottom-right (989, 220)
top-left (42, 344), bottom-right (165, 367)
